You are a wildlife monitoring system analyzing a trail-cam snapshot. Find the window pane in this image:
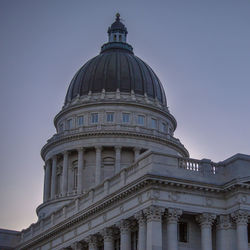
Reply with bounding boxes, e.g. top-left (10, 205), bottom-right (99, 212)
top-left (78, 116), bottom-right (84, 126)
top-left (178, 222), bottom-right (188, 242)
top-left (122, 113), bottom-right (130, 123)
top-left (107, 112), bottom-right (114, 122)
top-left (91, 113), bottom-right (98, 123)
top-left (161, 123), bottom-right (167, 133)
top-left (138, 115), bottom-right (145, 125)
top-left (59, 123), bottom-right (64, 132)
top-left (151, 118), bottom-right (157, 129)
top-left (67, 119), bottom-right (73, 129)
